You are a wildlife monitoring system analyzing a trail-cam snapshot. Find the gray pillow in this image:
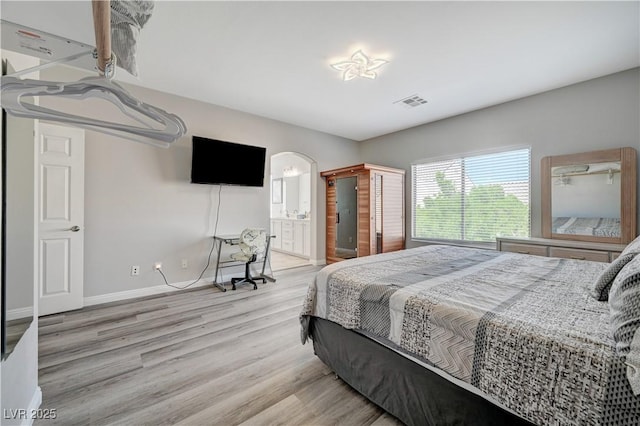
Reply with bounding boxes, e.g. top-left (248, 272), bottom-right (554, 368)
top-left (621, 234), bottom-right (640, 258)
top-left (609, 255), bottom-right (640, 394)
top-left (589, 234), bottom-right (640, 301)
top-left (591, 253), bottom-right (637, 301)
